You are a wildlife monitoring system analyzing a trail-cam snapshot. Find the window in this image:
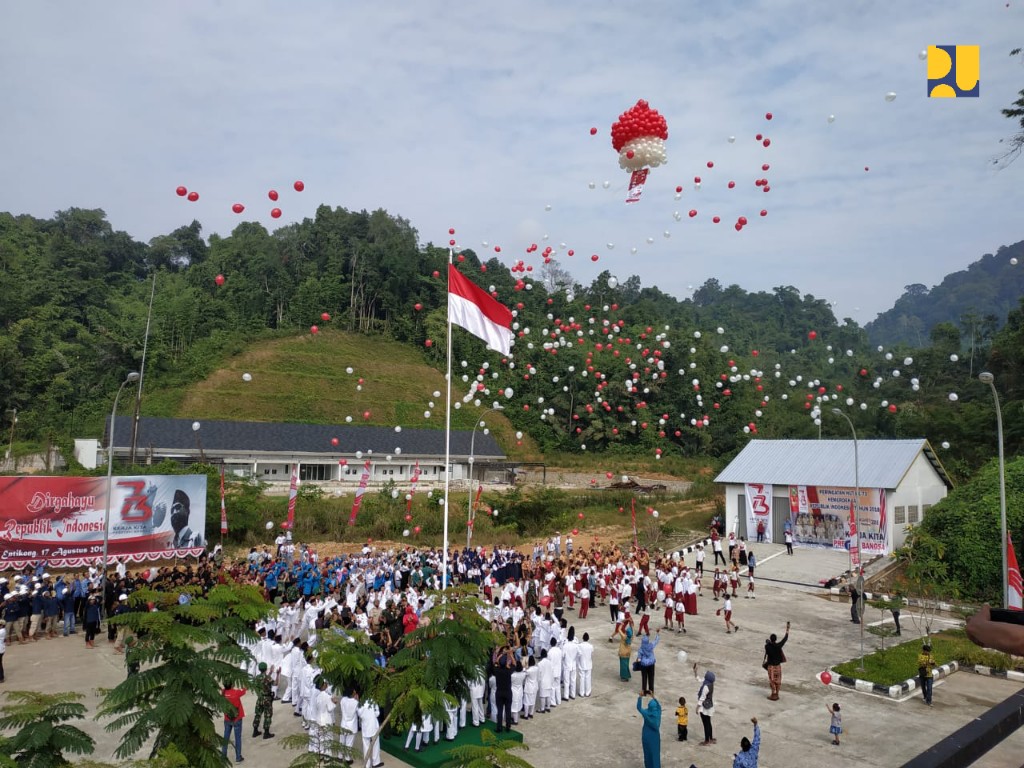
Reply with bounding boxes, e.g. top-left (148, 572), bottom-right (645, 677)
top-left (894, 506), bottom-right (906, 524)
top-left (908, 505), bottom-right (919, 524)
top-left (300, 464), bottom-right (330, 482)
